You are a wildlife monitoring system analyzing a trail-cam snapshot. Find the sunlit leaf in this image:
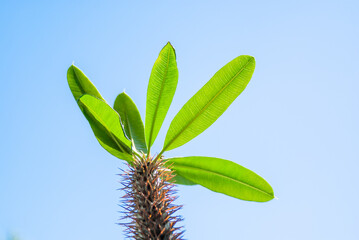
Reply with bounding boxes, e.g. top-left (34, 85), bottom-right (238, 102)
top-left (167, 156), bottom-right (274, 202)
top-left (114, 92), bottom-right (147, 153)
top-left (171, 172), bottom-right (196, 186)
top-left (145, 42), bottom-right (178, 151)
top-left (67, 65), bottom-right (105, 101)
top-left (163, 56), bottom-right (255, 152)
top-left (78, 94), bottom-right (132, 162)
